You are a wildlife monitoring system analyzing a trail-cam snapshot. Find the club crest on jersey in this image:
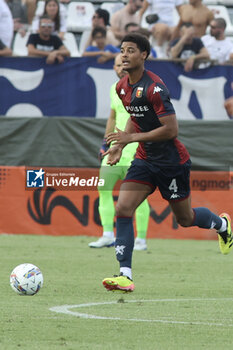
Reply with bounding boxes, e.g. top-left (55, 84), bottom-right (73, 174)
top-left (136, 87), bottom-right (143, 98)
top-left (120, 88), bottom-right (125, 95)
